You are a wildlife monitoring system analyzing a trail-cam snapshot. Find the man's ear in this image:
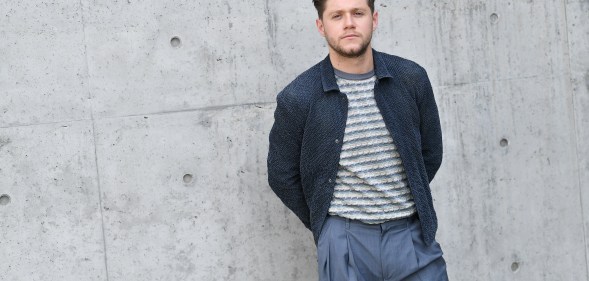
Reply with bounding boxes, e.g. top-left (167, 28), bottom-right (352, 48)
top-left (316, 18), bottom-right (325, 37)
top-left (372, 11), bottom-right (379, 31)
